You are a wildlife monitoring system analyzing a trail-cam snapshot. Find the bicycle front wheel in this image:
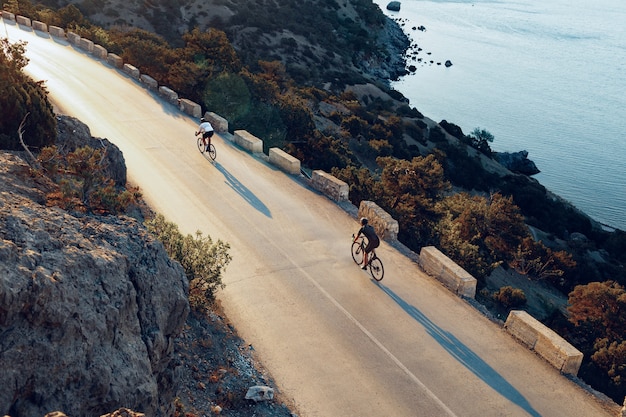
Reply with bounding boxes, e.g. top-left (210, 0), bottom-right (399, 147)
top-left (351, 241), bottom-right (364, 265)
top-left (368, 257), bottom-right (384, 281)
top-left (197, 137), bottom-right (204, 153)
